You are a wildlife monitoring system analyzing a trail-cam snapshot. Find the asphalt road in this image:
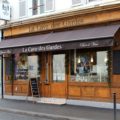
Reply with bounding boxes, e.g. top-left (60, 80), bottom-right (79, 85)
top-left (0, 99), bottom-right (120, 120)
top-left (0, 111), bottom-right (53, 120)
